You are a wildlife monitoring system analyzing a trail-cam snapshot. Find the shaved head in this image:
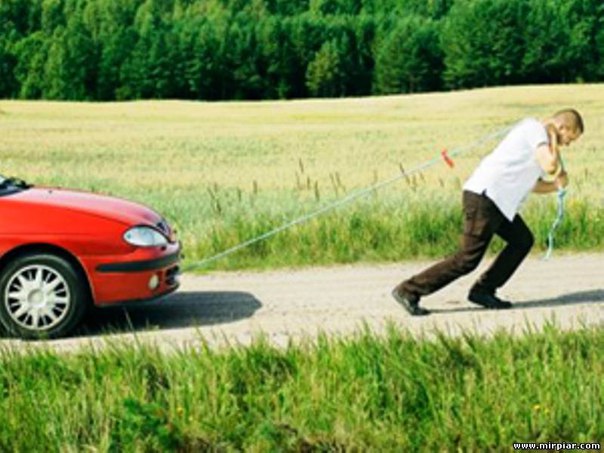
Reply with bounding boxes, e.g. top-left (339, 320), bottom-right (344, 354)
top-left (553, 109), bottom-right (584, 134)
